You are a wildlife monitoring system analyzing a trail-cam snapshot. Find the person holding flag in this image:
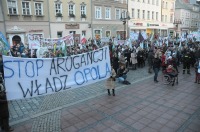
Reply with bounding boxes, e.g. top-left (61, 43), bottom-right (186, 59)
top-left (0, 32), bottom-right (10, 55)
top-left (81, 34), bottom-right (87, 44)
